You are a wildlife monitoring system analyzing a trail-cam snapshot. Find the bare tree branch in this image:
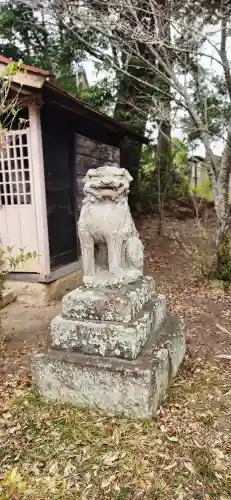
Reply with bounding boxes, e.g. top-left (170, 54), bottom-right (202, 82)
top-left (17, 0), bottom-right (231, 255)
top-left (220, 0), bottom-right (231, 100)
